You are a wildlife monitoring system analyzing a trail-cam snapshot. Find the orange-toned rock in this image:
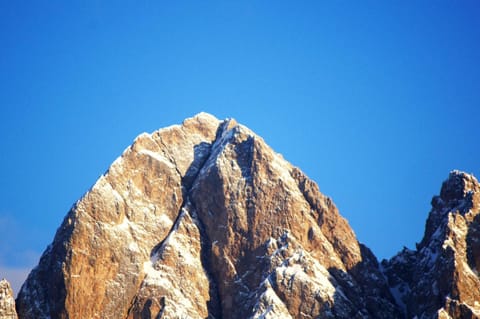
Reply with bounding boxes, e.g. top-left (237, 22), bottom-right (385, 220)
top-left (17, 113), bottom-right (220, 319)
top-left (383, 171), bottom-right (480, 319)
top-left (0, 279), bottom-right (17, 319)
top-left (16, 113), bottom-right (405, 318)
